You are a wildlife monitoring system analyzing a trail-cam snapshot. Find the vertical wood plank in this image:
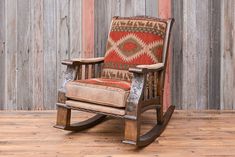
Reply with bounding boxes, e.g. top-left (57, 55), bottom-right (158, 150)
top-left (208, 0), bottom-right (221, 109)
top-left (220, 0), bottom-right (235, 109)
top-left (32, 0), bottom-right (44, 110)
top-left (182, 0), bottom-right (198, 109)
top-left (69, 0), bottom-right (82, 58)
top-left (94, 0), bottom-right (107, 57)
top-left (17, 0), bottom-right (32, 110)
top-left (120, 0), bottom-right (134, 16)
top-left (171, 0), bottom-right (183, 109)
top-left (0, 0), bottom-right (5, 109)
top-left (132, 0), bottom-right (145, 16)
top-left (82, 0), bottom-right (94, 58)
top-left (57, 0), bottom-right (69, 94)
top-left (196, 0), bottom-right (210, 109)
top-left (158, 0), bottom-right (171, 109)
top-left (146, 0), bottom-right (158, 17)
top-left (43, 0), bottom-right (57, 109)
top-left (5, 0), bottom-right (17, 110)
